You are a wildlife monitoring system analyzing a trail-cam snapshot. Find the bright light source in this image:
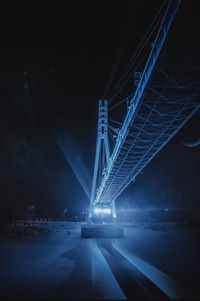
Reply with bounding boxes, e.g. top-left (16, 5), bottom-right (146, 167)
top-left (94, 208), bottom-right (100, 214)
top-left (93, 207), bottom-right (111, 215)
